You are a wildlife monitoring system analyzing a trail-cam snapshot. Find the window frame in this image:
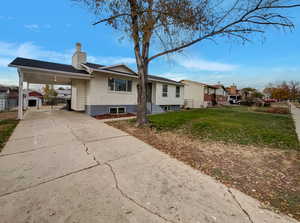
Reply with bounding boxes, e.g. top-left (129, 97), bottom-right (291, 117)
top-left (108, 77), bottom-right (133, 93)
top-left (162, 84), bottom-right (168, 97)
top-left (109, 107), bottom-right (126, 114)
top-left (176, 86), bottom-right (180, 98)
